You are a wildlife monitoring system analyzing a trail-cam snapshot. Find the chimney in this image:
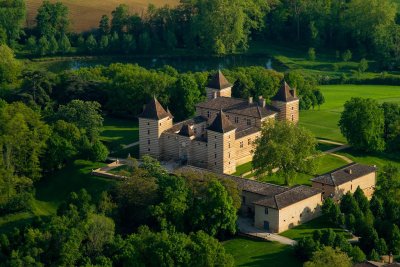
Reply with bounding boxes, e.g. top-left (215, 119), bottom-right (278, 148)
top-left (258, 96), bottom-right (266, 108)
top-left (213, 91), bottom-right (217, 99)
top-left (389, 252), bottom-right (393, 264)
top-left (248, 96), bottom-right (253, 104)
top-left (346, 169), bottom-right (352, 175)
